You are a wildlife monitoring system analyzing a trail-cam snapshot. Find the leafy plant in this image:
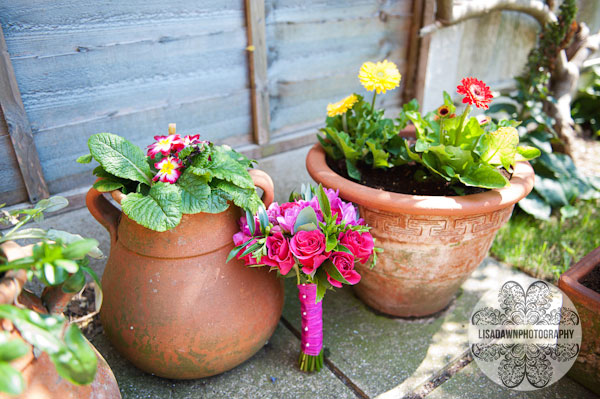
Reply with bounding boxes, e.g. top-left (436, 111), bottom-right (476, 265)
top-left (320, 69), bottom-right (540, 193)
top-left (0, 197), bottom-right (102, 395)
top-left (484, 0), bottom-right (599, 219)
top-left (78, 127), bottom-right (263, 232)
top-left (572, 65), bottom-right (600, 138)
